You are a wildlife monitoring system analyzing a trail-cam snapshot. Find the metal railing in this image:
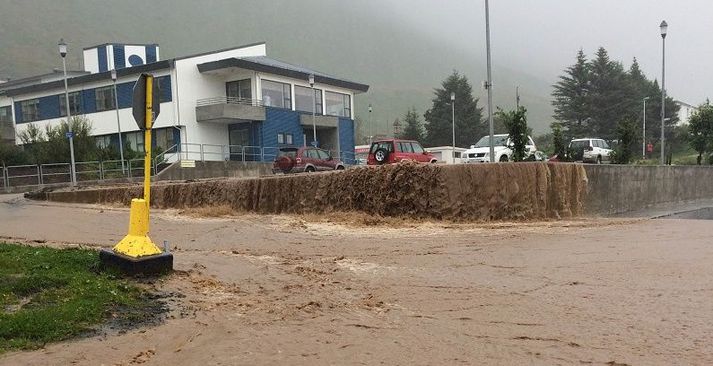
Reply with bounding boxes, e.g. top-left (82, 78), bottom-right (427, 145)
top-left (2, 143), bottom-right (360, 191)
top-left (196, 96), bottom-right (264, 107)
